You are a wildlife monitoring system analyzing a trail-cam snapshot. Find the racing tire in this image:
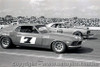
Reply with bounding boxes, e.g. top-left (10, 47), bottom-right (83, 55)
top-left (0, 36), bottom-right (14, 49)
top-left (52, 41), bottom-right (67, 53)
top-left (73, 32), bottom-right (83, 37)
